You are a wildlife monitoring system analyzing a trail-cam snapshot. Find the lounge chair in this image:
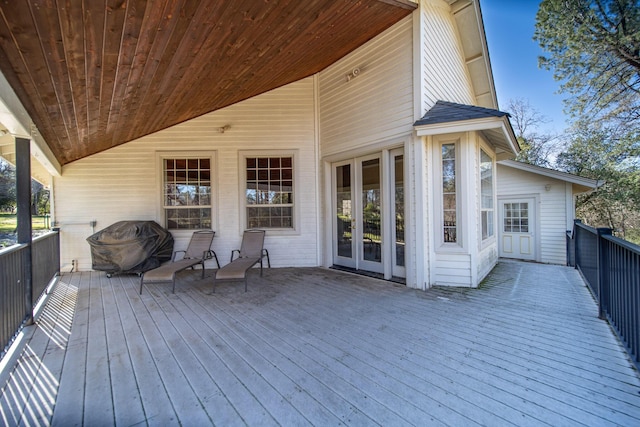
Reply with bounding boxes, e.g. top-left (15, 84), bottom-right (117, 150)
top-left (140, 230), bottom-right (219, 294)
top-left (212, 229), bottom-right (270, 292)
